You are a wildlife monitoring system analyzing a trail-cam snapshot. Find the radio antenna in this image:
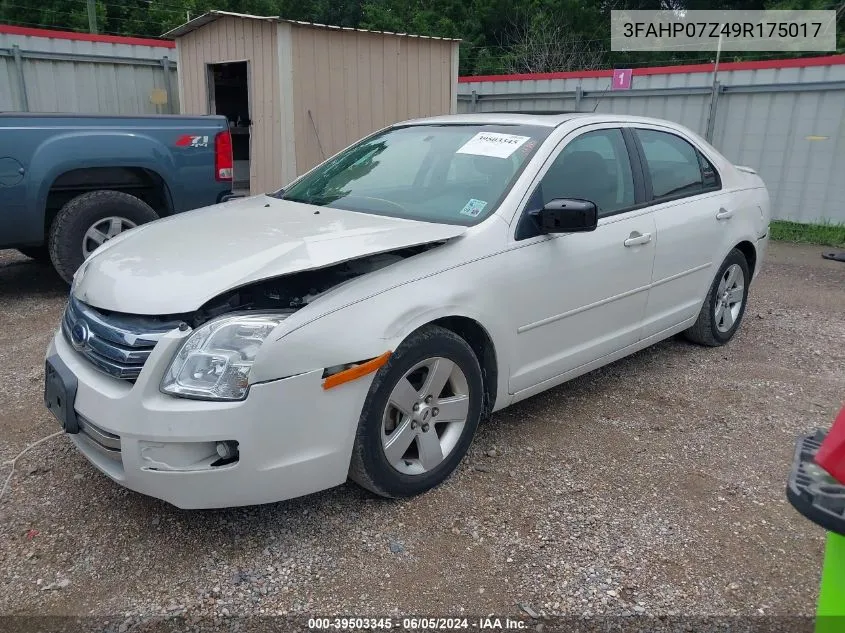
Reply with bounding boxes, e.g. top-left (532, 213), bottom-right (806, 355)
top-left (592, 81), bottom-right (612, 112)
